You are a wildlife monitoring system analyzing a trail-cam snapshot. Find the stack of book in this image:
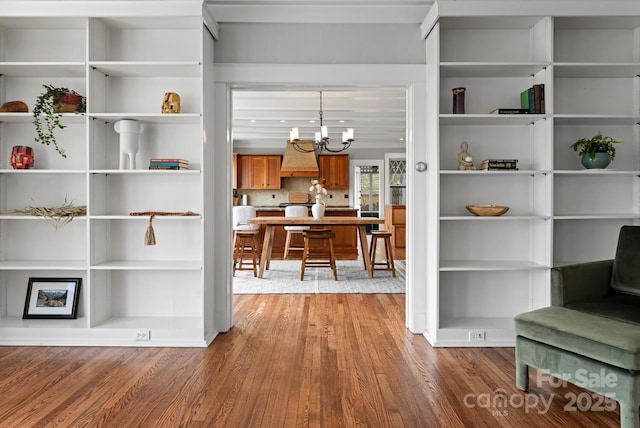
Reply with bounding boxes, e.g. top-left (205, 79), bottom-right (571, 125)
top-left (520, 84), bottom-right (545, 114)
top-left (480, 159), bottom-right (519, 171)
top-left (149, 158), bottom-right (189, 170)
